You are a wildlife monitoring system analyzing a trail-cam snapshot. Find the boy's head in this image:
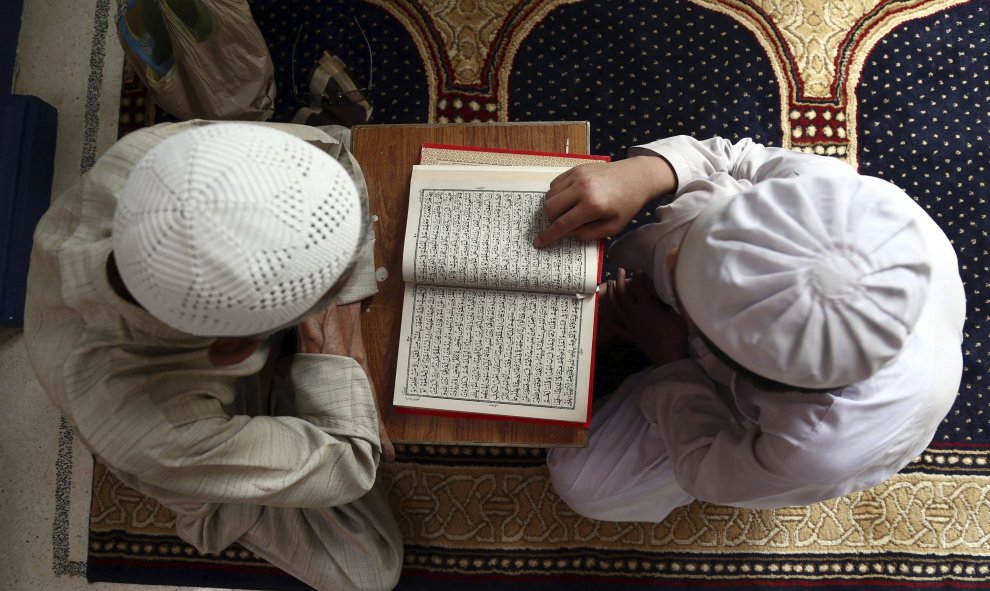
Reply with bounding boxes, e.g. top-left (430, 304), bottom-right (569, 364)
top-left (675, 175), bottom-right (931, 389)
top-left (112, 123), bottom-right (367, 337)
